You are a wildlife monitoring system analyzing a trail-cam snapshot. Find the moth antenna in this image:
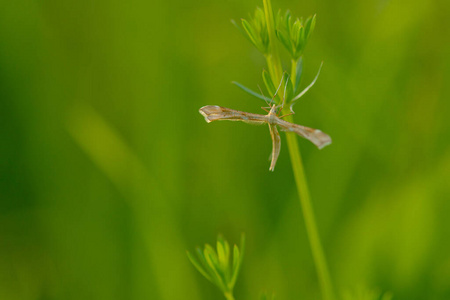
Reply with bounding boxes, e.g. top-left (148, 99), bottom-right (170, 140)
top-left (272, 74), bottom-right (285, 104)
top-left (280, 73), bottom-right (290, 114)
top-left (257, 84), bottom-right (271, 108)
top-left (289, 102), bottom-right (296, 114)
top-left (279, 112), bottom-right (295, 119)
